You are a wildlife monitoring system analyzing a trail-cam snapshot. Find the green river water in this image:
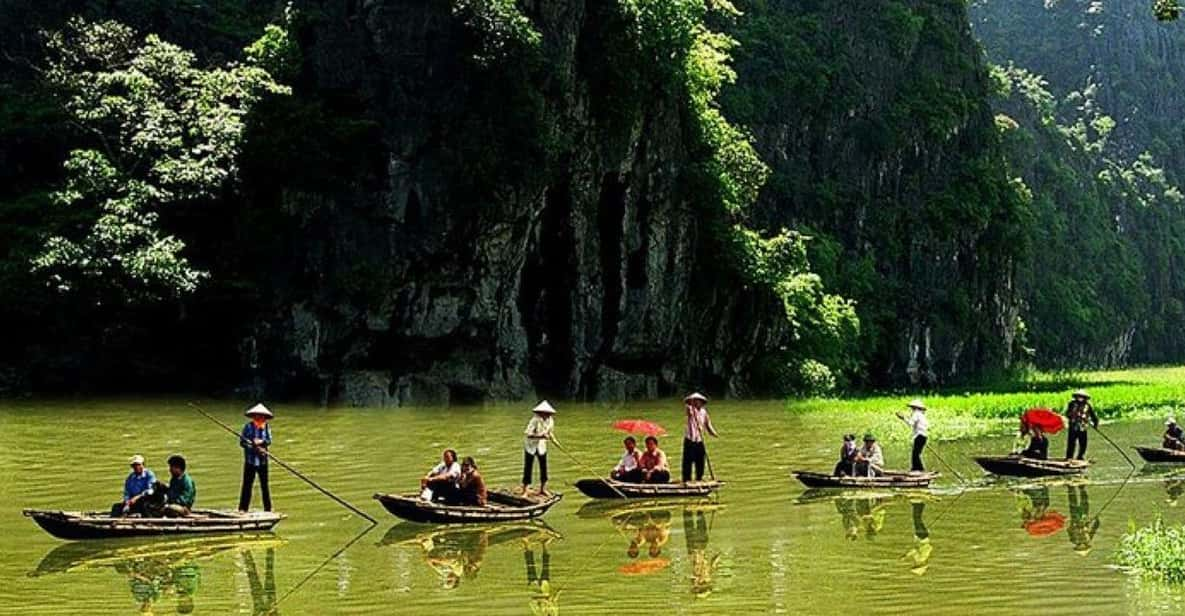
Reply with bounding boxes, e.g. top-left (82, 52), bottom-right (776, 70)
top-left (2, 399), bottom-right (1184, 615)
